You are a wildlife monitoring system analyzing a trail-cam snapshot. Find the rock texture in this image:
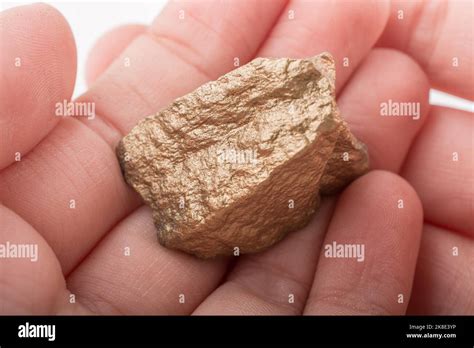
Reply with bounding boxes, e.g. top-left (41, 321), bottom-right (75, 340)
top-left (117, 52), bottom-right (369, 258)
